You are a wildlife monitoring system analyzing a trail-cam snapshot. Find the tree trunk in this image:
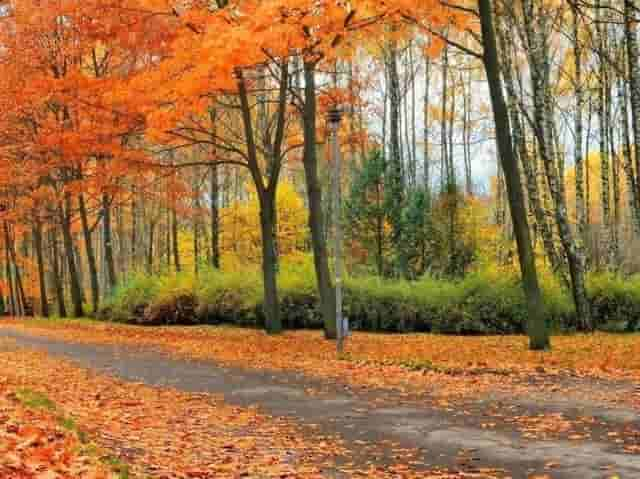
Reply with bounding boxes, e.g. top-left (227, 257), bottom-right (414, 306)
top-left (625, 0), bottom-right (640, 234)
top-left (409, 45), bottom-right (417, 187)
top-left (573, 4), bottom-right (589, 255)
top-left (172, 206), bottom-right (180, 272)
top-left (210, 163), bottom-right (220, 268)
top-left (33, 220), bottom-right (49, 317)
top-left (521, 0), bottom-right (591, 330)
top-left (479, 0), bottom-right (550, 350)
top-left (259, 192), bottom-right (281, 334)
top-left (610, 118), bottom-right (621, 267)
top-left (499, 33), bottom-right (560, 271)
top-left (103, 194), bottom-right (117, 292)
top-left (386, 43), bottom-right (407, 277)
top-left (60, 196), bottom-right (84, 317)
top-left (147, 220), bottom-right (155, 274)
top-left (164, 208), bottom-right (171, 268)
top-left (463, 70), bottom-right (473, 196)
top-left (5, 223), bottom-right (26, 316)
top-left (447, 58), bottom-right (458, 275)
top-left (302, 61), bottom-right (337, 339)
top-left (131, 193), bottom-right (138, 271)
top-left (424, 54), bottom-right (431, 202)
top-left (13, 259), bottom-right (26, 316)
top-left (79, 194), bottom-right (100, 313)
top-left (236, 67), bottom-right (286, 334)
top-left (49, 226), bottom-right (66, 317)
top-left (620, 74), bottom-right (640, 234)
top-left (194, 171), bottom-right (201, 274)
top-left (441, 45), bottom-right (448, 194)
top-left (4, 223), bottom-right (16, 316)
top-left (597, 0), bottom-right (614, 268)
top-left (116, 204), bottom-right (125, 278)
top-left (376, 182), bottom-right (385, 276)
